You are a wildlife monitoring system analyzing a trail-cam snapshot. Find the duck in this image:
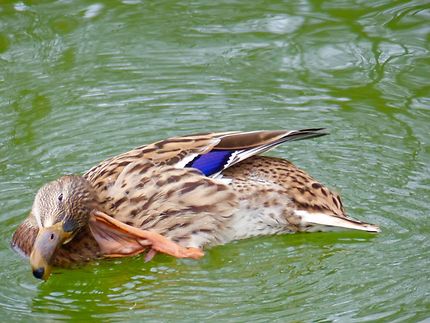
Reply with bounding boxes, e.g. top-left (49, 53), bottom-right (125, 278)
top-left (11, 128), bottom-right (380, 280)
